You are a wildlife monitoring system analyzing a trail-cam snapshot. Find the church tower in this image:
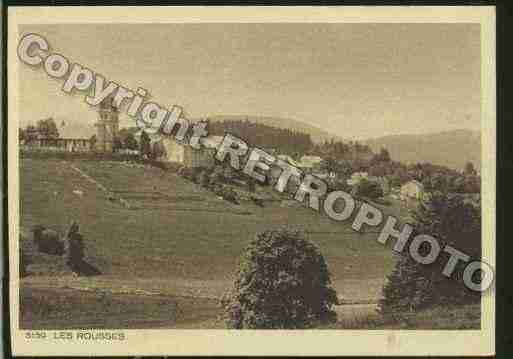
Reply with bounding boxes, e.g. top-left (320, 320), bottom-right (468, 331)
top-left (95, 98), bottom-right (119, 152)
